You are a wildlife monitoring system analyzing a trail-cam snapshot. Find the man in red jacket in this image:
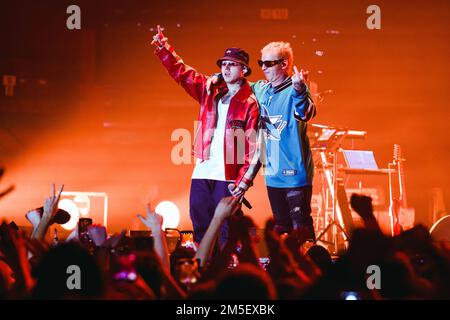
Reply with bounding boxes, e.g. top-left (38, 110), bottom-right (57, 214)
top-left (152, 26), bottom-right (260, 246)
